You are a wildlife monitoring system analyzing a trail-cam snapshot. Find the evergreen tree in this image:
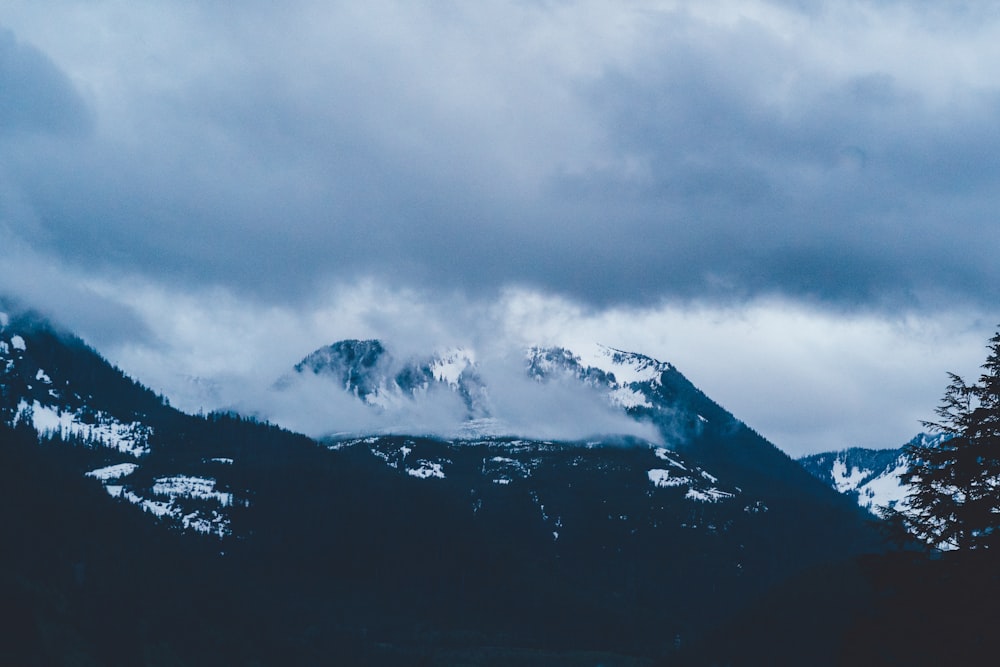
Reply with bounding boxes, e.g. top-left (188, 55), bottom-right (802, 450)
top-left (900, 331), bottom-right (1000, 550)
